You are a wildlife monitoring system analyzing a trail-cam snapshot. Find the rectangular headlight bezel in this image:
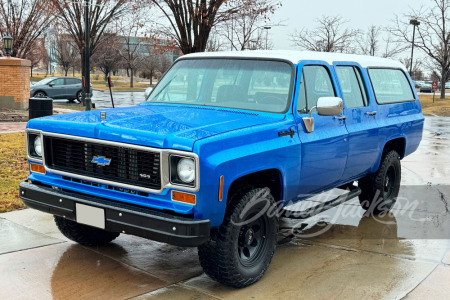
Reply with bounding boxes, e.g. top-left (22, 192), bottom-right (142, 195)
top-left (26, 131), bottom-right (43, 161)
top-left (169, 155), bottom-right (196, 188)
